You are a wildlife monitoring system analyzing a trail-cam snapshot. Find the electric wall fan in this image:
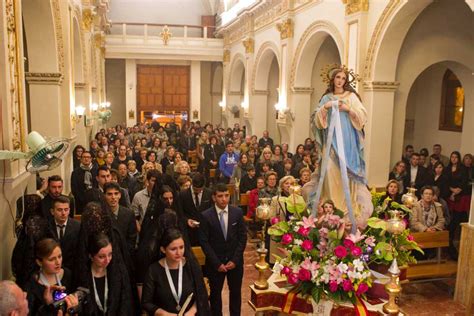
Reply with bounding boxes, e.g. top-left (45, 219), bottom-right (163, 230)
top-left (0, 131), bottom-right (70, 172)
